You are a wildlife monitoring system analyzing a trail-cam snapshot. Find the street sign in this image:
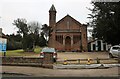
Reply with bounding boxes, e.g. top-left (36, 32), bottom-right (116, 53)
top-left (0, 38), bottom-right (7, 52)
top-left (2, 44), bottom-right (6, 52)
